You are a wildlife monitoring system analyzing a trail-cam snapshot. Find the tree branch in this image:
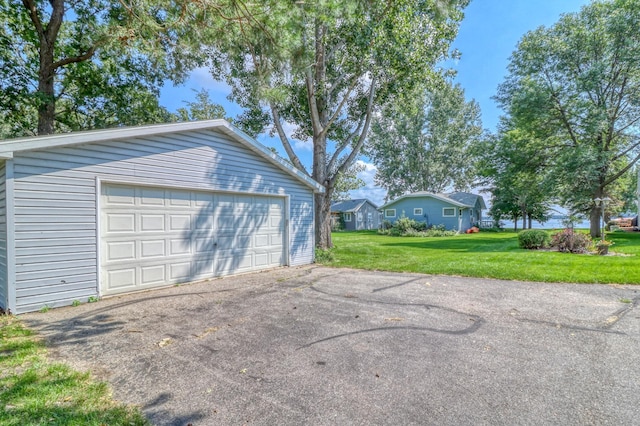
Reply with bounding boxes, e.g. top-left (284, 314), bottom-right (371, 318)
top-left (270, 103), bottom-right (309, 175)
top-left (604, 150), bottom-right (640, 186)
top-left (332, 75), bottom-right (377, 183)
top-left (21, 0), bottom-right (45, 38)
top-left (51, 46), bottom-right (97, 70)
